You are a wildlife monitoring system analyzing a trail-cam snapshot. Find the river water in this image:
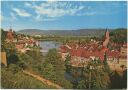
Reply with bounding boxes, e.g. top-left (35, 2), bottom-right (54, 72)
top-left (39, 41), bottom-right (126, 88)
top-left (39, 41), bottom-right (82, 83)
top-left (39, 41), bottom-right (61, 55)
